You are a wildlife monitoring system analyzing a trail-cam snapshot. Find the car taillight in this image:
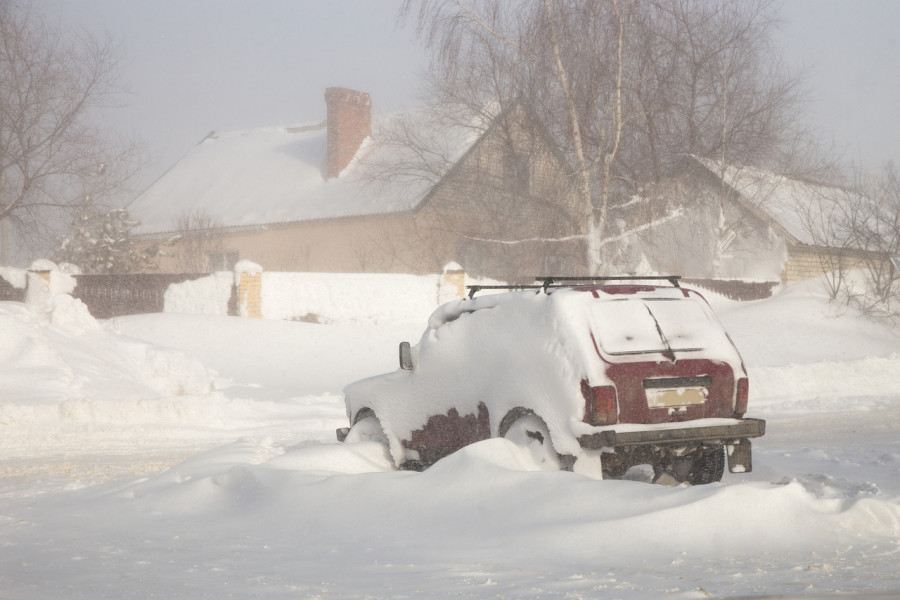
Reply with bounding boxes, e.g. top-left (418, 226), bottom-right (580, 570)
top-left (582, 380), bottom-right (618, 425)
top-left (734, 377), bottom-right (749, 417)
